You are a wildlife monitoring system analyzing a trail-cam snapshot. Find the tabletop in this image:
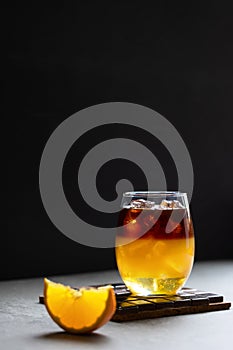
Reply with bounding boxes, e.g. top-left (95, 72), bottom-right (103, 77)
top-left (1, 260), bottom-right (233, 350)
